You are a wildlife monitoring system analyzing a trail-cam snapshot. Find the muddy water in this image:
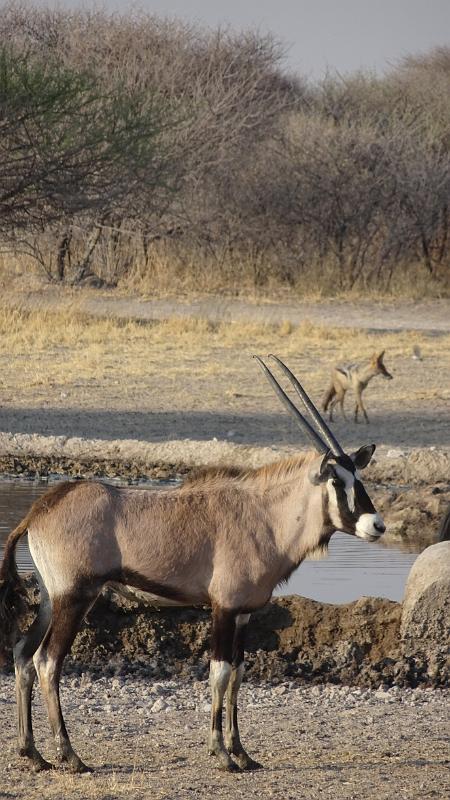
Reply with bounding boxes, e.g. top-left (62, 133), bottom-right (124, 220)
top-left (0, 479), bottom-right (419, 604)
